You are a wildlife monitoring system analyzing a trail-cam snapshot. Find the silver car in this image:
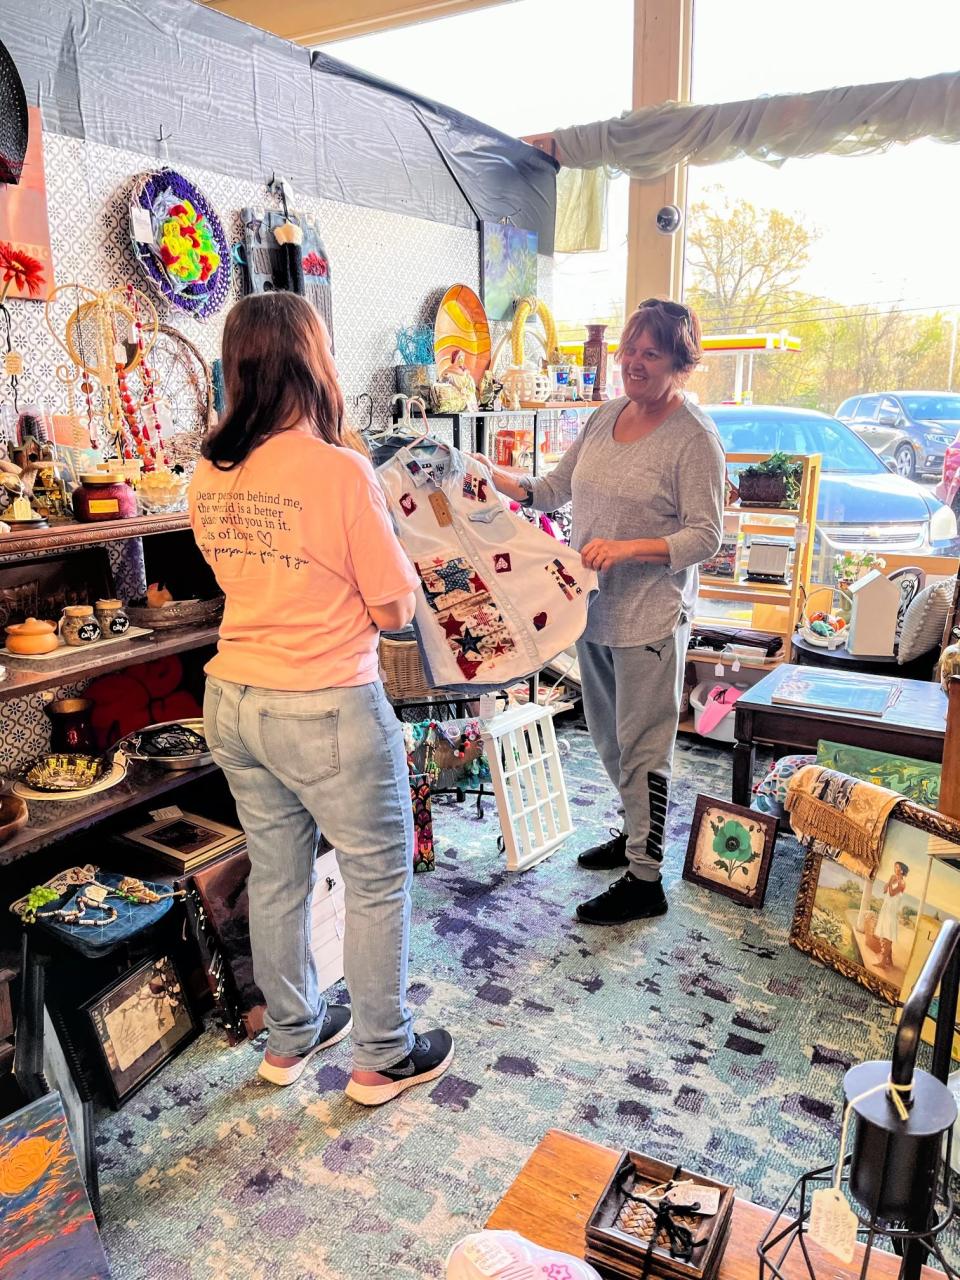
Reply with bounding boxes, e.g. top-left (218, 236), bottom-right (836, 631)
top-left (836, 392), bottom-right (960, 480)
